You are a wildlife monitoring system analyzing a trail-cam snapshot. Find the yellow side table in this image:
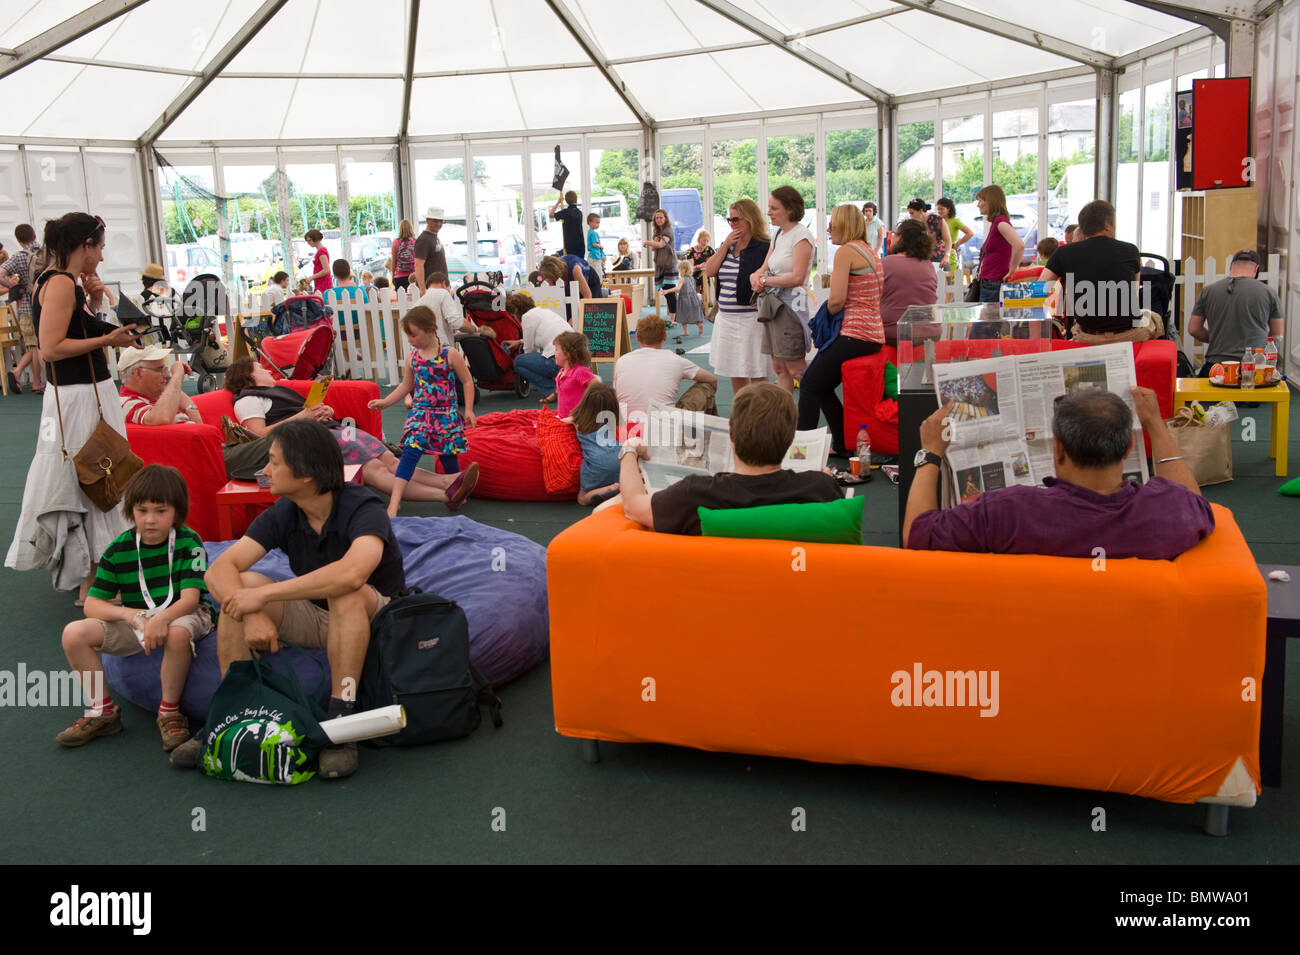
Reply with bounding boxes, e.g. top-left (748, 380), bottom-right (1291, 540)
top-left (1175, 377), bottom-right (1290, 476)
